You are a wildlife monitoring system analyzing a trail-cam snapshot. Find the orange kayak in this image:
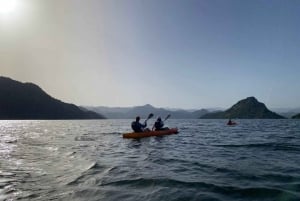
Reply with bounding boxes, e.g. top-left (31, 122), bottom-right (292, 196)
top-left (123, 128), bottom-right (178, 139)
